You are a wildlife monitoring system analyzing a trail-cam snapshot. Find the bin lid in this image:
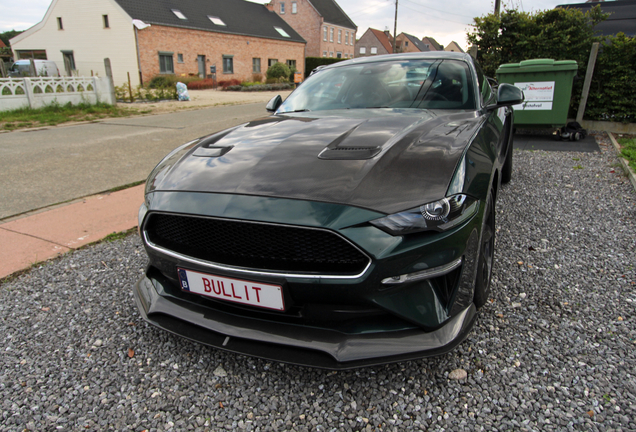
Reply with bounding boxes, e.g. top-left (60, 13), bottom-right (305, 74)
top-left (496, 58), bottom-right (578, 74)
